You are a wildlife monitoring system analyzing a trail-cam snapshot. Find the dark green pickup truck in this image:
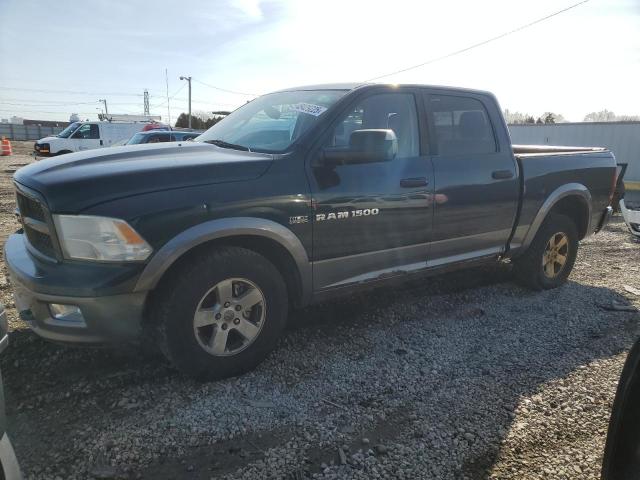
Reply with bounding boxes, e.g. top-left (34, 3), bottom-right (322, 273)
top-left (5, 83), bottom-right (617, 379)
